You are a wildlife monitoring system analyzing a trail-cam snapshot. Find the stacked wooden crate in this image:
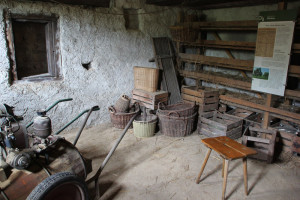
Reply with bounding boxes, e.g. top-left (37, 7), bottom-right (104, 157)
top-left (132, 89), bottom-right (168, 110)
top-left (181, 86), bottom-right (219, 113)
top-left (132, 66), bottom-right (168, 110)
top-left (198, 110), bottom-right (243, 139)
